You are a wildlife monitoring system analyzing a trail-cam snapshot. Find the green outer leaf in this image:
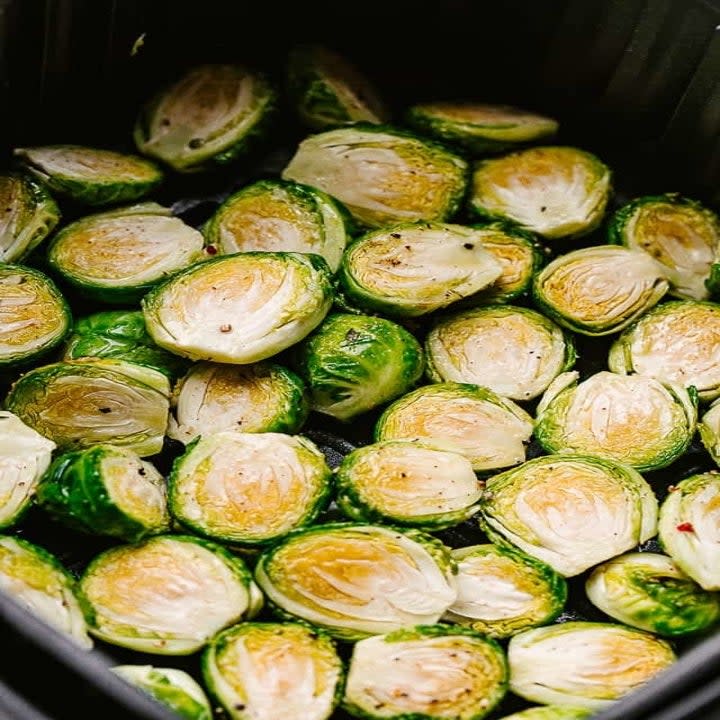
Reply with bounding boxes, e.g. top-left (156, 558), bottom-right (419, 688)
top-left (495, 708), bottom-right (592, 720)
